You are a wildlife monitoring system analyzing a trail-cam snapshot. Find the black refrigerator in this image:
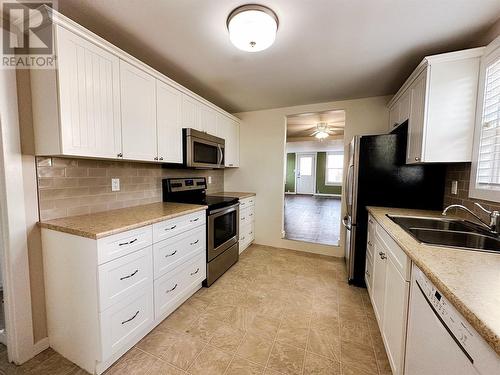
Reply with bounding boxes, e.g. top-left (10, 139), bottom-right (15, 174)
top-left (343, 123), bottom-right (445, 286)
